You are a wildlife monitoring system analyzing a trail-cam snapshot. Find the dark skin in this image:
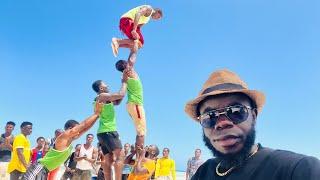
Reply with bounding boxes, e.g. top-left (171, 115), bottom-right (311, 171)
top-left (94, 81), bottom-right (127, 180)
top-left (0, 124), bottom-right (15, 151)
top-left (95, 80), bottom-right (127, 106)
top-left (54, 102), bottom-right (103, 151)
top-left (17, 124), bottom-right (32, 169)
top-left (198, 94), bottom-right (257, 155)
